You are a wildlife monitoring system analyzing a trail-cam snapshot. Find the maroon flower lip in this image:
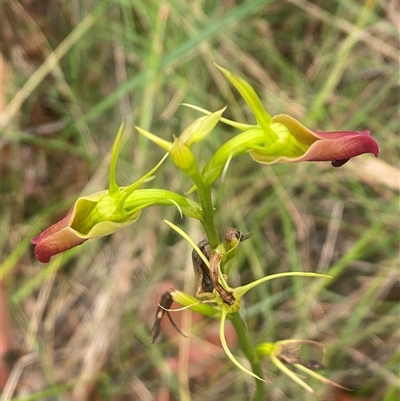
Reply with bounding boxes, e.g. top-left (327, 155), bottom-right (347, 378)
top-left (308, 129), bottom-right (379, 167)
top-left (31, 213), bottom-right (87, 263)
top-left (30, 185), bottom-right (202, 263)
top-left (250, 114), bottom-right (380, 166)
